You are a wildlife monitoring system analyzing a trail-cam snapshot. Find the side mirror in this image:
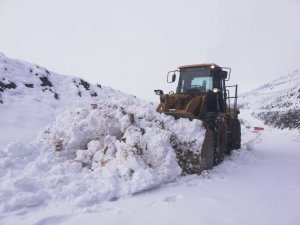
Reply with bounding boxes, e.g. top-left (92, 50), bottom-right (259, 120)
top-left (154, 89), bottom-right (164, 95)
top-left (221, 67), bottom-right (231, 81)
top-left (171, 74), bottom-right (176, 82)
top-left (167, 70), bottom-right (178, 83)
